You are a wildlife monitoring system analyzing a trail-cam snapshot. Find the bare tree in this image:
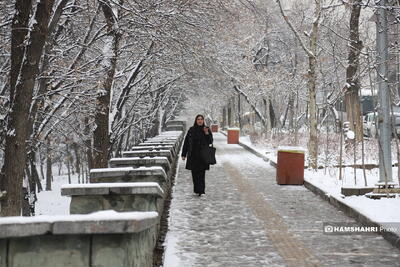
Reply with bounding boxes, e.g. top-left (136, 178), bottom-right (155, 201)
top-left (1, 0), bottom-right (55, 216)
top-left (344, 0), bottom-right (363, 141)
top-left (276, 0), bottom-right (321, 168)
